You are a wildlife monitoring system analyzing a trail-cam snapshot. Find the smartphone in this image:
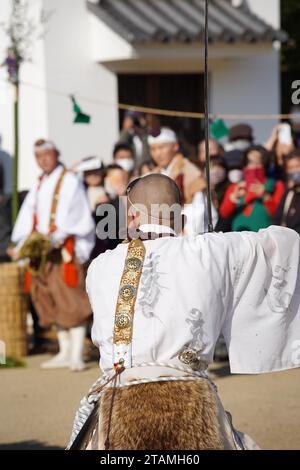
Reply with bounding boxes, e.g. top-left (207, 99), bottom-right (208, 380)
top-left (244, 168), bottom-right (265, 188)
top-left (278, 123), bottom-right (292, 145)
